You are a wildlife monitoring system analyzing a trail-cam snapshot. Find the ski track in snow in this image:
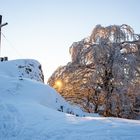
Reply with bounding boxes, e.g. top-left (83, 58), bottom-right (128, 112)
top-left (0, 102), bottom-right (23, 139)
